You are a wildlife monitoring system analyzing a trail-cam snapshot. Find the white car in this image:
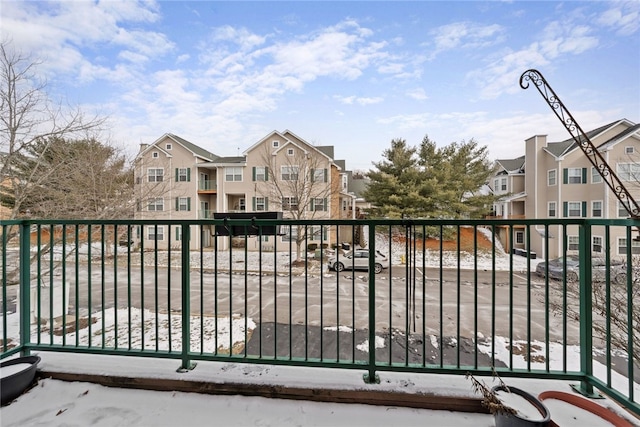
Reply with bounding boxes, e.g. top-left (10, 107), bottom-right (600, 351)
top-left (327, 249), bottom-right (389, 274)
